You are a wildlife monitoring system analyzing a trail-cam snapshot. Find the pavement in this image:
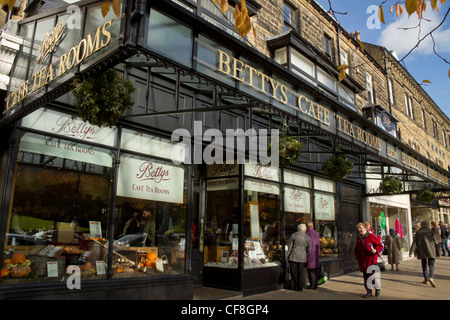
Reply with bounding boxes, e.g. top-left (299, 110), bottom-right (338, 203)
top-left (193, 256), bottom-right (450, 300)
